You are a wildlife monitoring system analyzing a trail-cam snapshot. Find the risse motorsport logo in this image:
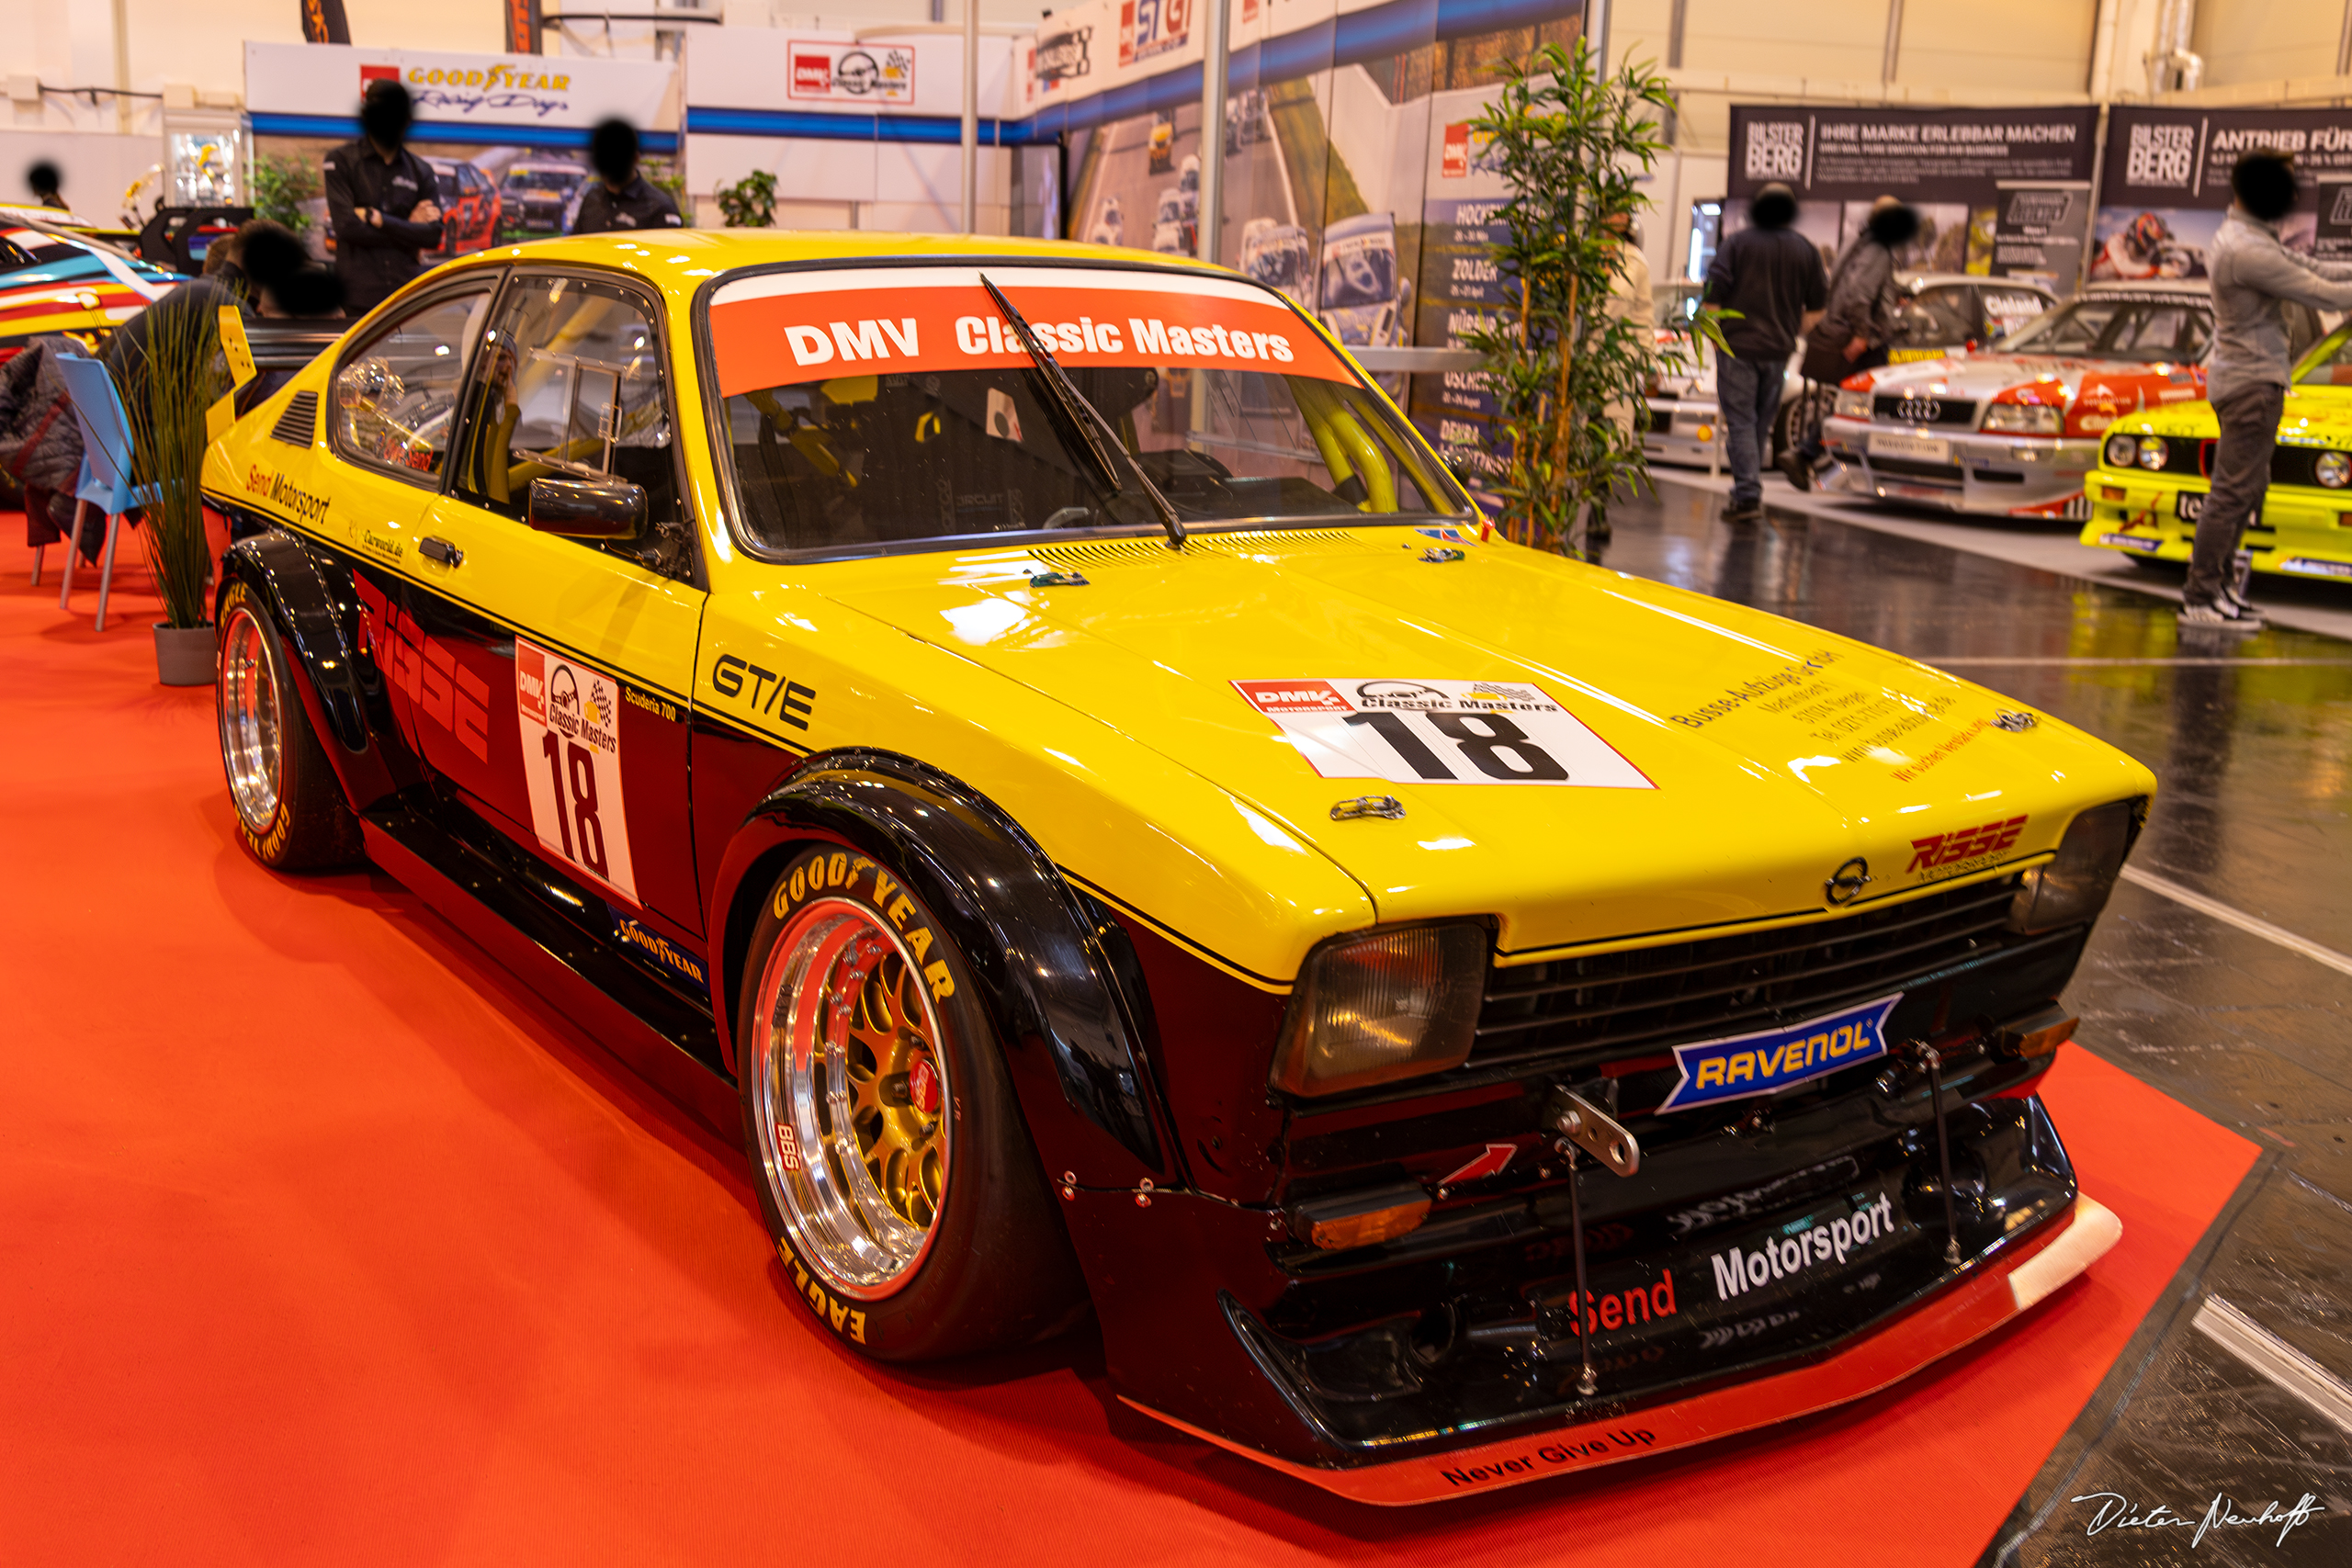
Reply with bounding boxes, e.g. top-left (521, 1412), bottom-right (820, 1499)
top-left (1909, 814), bottom-right (2027, 873)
